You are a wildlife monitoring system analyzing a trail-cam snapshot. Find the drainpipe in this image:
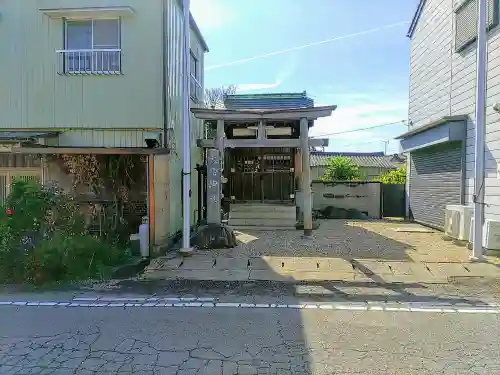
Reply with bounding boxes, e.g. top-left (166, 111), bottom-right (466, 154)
top-left (472, 0), bottom-right (487, 260)
top-left (180, 0), bottom-right (192, 255)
